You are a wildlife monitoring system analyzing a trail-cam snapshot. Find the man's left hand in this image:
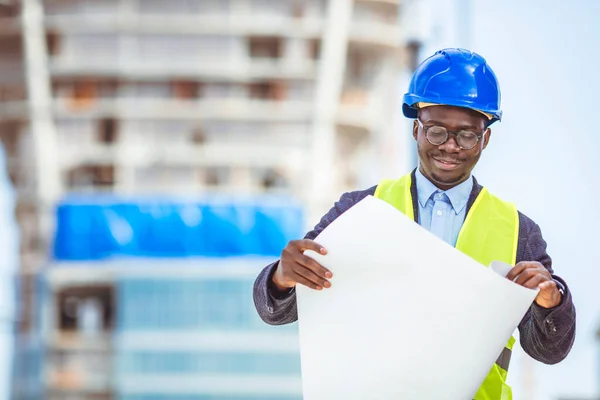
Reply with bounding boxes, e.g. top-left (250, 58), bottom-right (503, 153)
top-left (506, 261), bottom-right (562, 308)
